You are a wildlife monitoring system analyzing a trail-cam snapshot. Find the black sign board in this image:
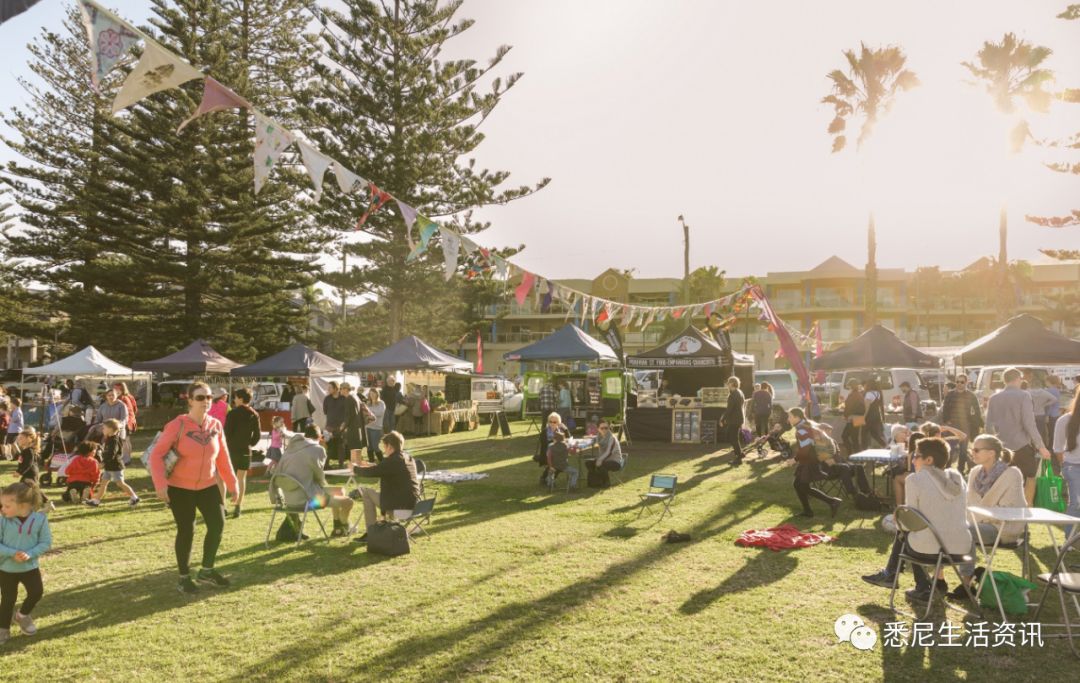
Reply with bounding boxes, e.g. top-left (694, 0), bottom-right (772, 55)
top-left (701, 420), bottom-right (718, 445)
top-left (487, 410), bottom-right (512, 437)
